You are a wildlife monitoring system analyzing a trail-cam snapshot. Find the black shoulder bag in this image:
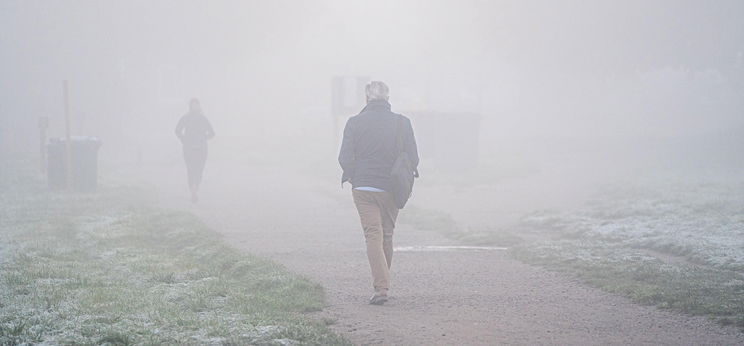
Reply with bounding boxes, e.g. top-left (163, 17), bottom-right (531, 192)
top-left (389, 117), bottom-right (418, 209)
